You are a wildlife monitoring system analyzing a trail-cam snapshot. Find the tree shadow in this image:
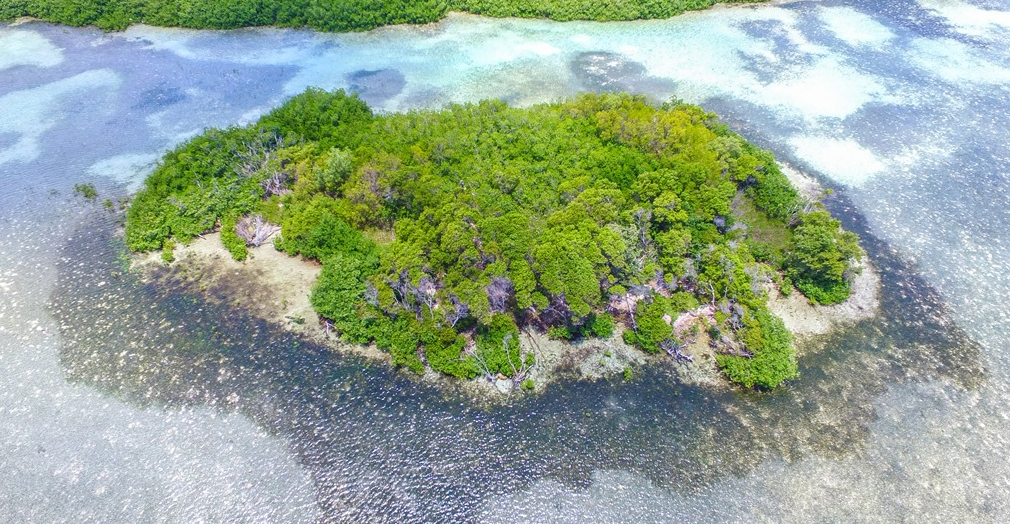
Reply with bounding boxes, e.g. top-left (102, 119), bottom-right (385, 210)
top-left (50, 204), bottom-right (984, 523)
